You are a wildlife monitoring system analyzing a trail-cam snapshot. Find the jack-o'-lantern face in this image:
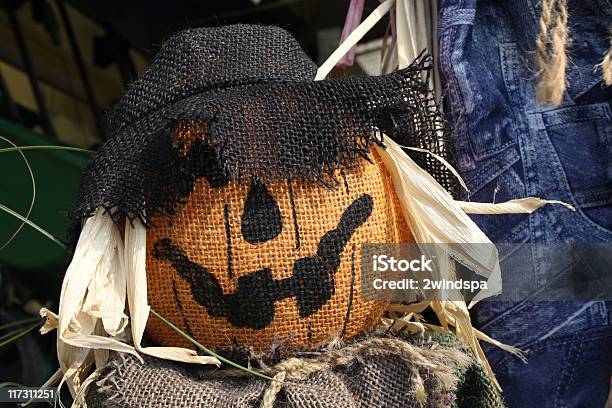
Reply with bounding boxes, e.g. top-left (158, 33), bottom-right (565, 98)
top-left (145, 124), bottom-right (413, 351)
